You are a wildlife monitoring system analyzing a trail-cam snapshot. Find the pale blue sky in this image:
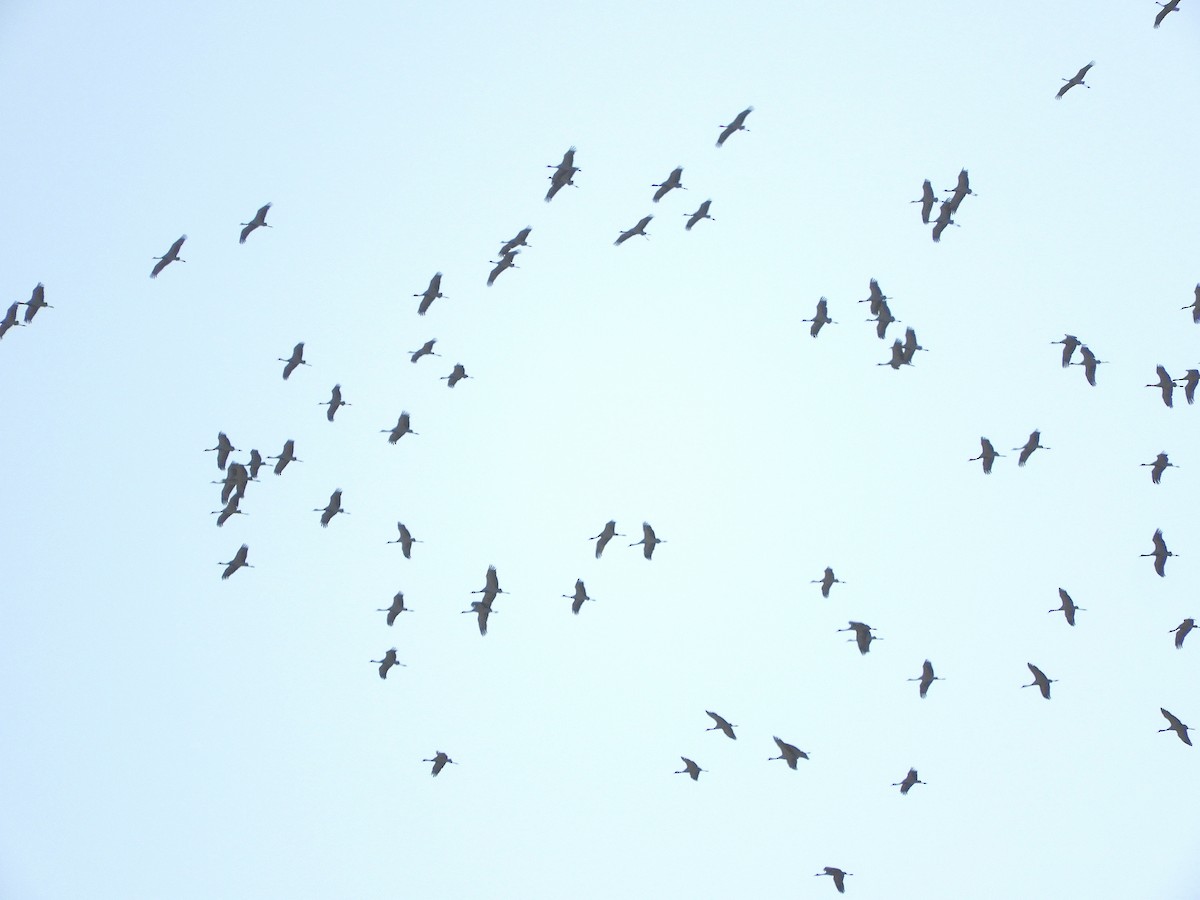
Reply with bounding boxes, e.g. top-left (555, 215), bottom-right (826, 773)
top-left (2, 2), bottom-right (1199, 898)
